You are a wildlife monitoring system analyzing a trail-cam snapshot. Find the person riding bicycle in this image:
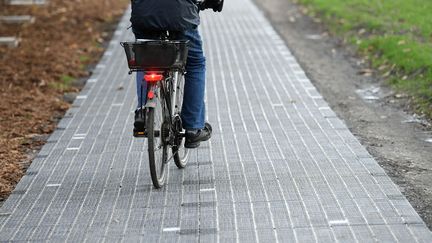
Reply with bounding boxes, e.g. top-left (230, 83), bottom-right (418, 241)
top-left (130, 0), bottom-right (223, 148)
